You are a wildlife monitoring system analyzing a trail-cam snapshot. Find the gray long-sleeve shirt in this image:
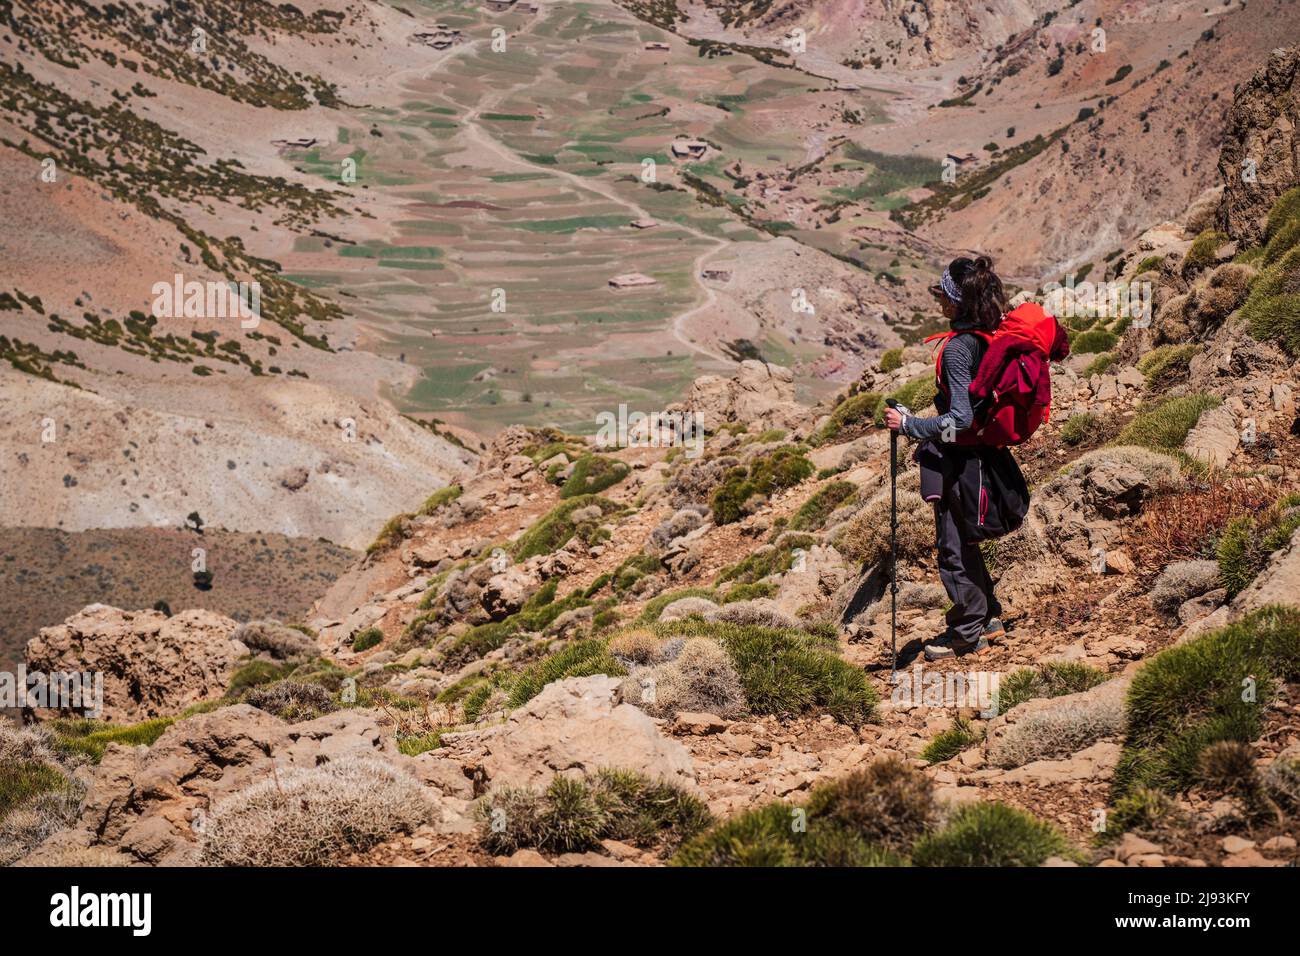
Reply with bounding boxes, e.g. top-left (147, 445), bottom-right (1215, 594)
top-left (900, 331), bottom-right (986, 442)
